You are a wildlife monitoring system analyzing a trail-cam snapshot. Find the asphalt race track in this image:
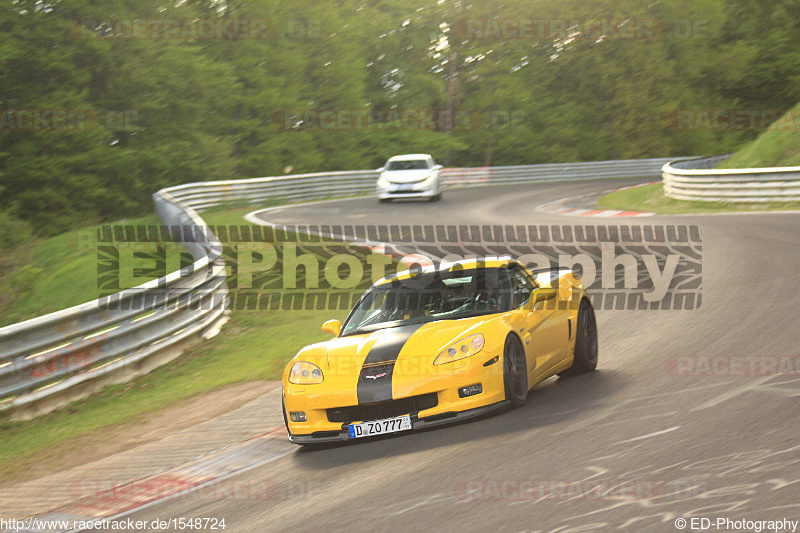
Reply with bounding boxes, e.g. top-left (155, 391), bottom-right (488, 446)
top-left (116, 178), bottom-right (800, 532)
